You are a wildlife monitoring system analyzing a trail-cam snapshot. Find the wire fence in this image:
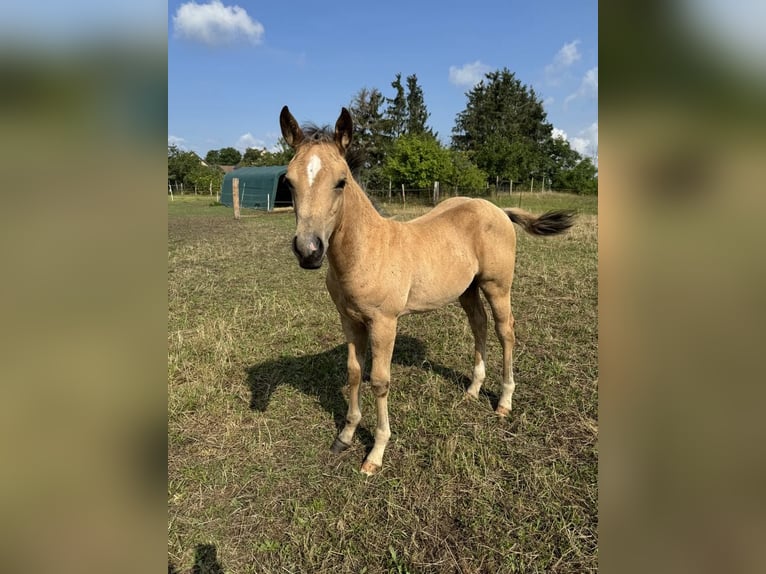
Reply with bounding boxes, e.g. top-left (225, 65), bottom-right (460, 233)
top-left (363, 181), bottom-right (583, 206)
top-left (168, 180), bottom-right (585, 205)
